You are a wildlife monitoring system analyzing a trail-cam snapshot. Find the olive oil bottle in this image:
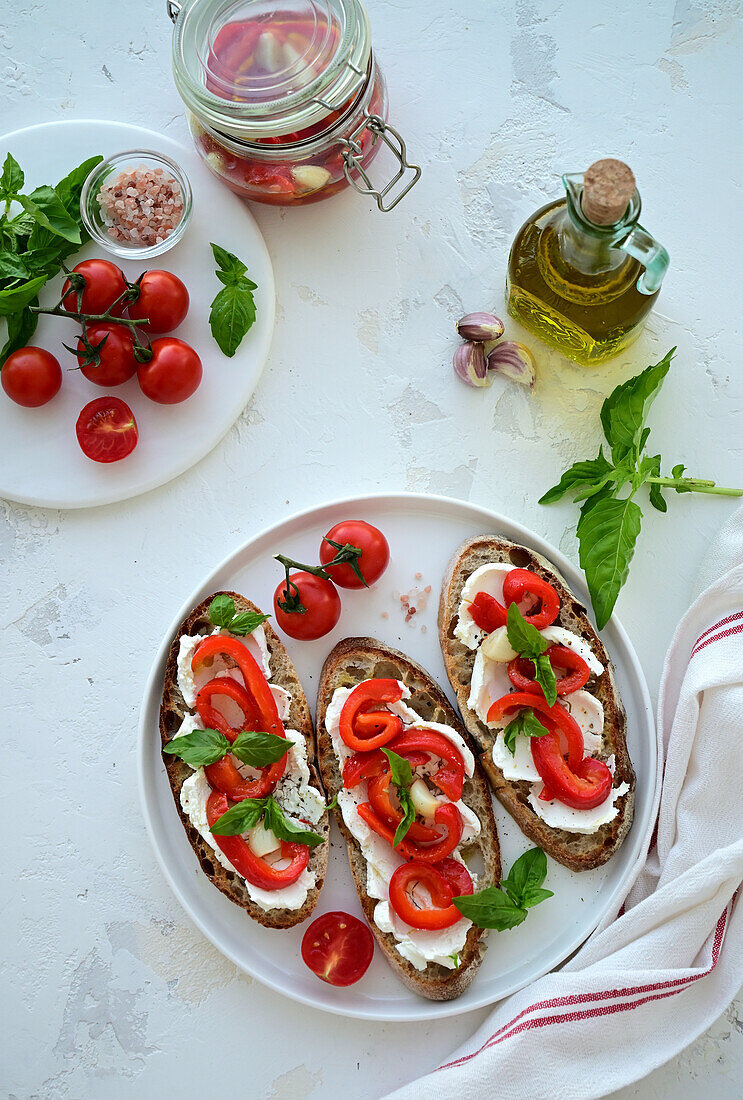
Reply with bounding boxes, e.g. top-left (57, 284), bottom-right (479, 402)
top-left (507, 159), bottom-right (669, 366)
